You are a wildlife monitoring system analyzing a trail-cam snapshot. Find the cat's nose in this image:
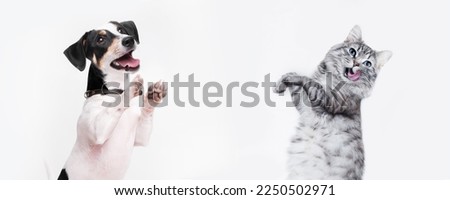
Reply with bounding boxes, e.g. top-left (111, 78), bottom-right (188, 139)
top-left (353, 60), bottom-right (360, 67)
